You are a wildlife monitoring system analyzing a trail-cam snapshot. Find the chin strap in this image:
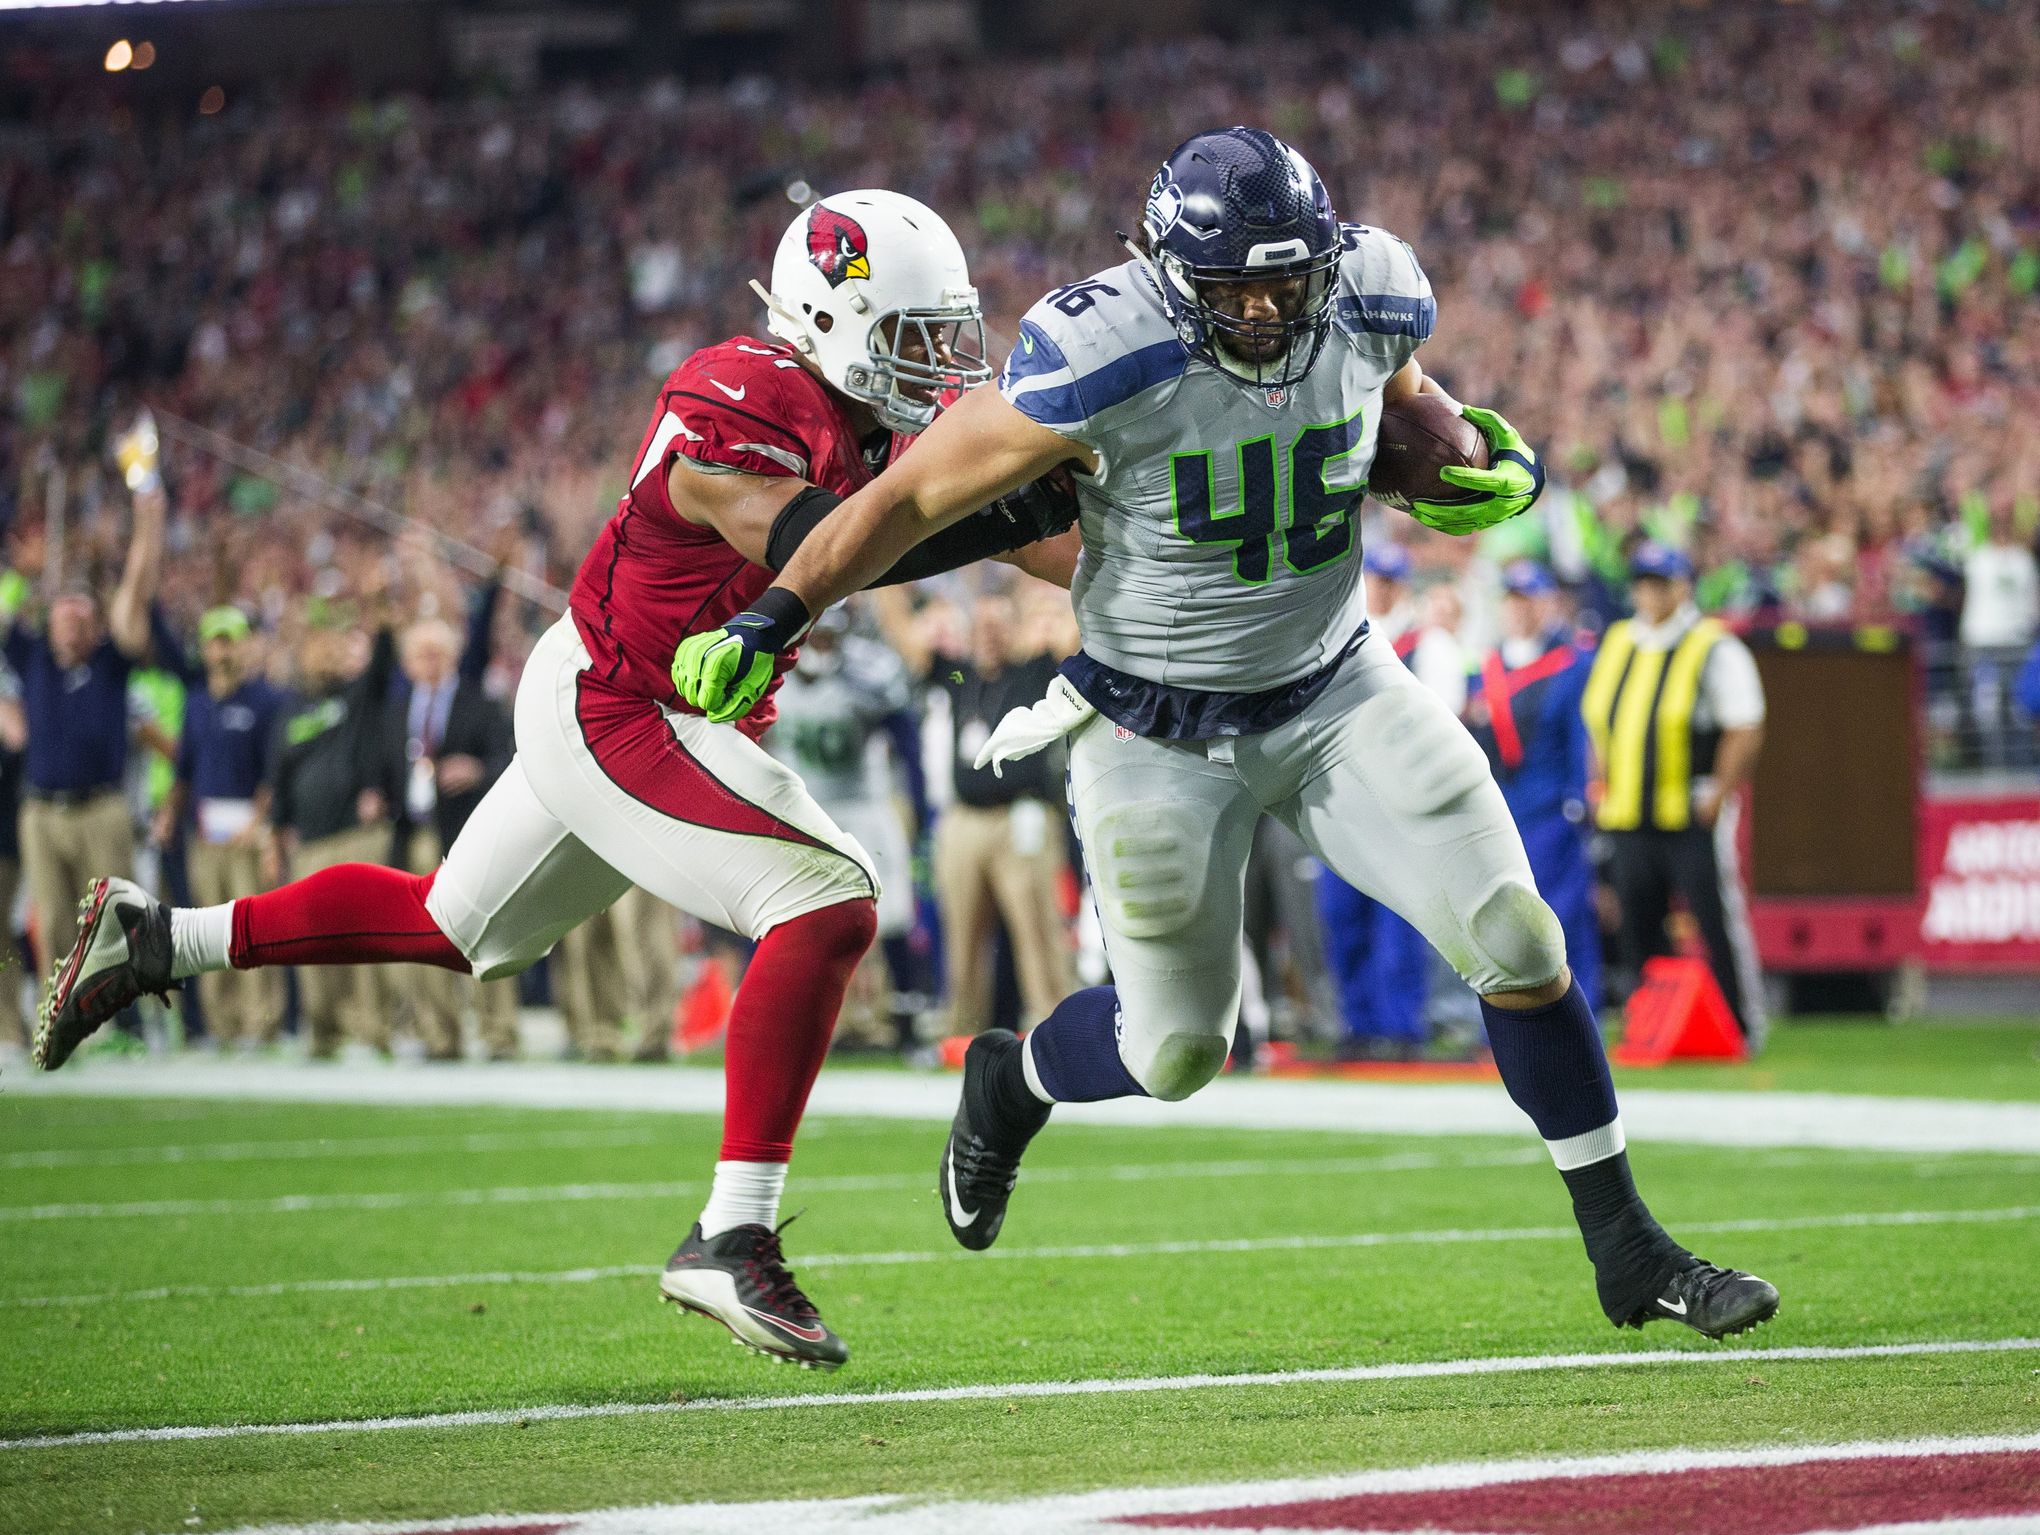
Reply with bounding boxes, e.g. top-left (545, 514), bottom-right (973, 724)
top-left (748, 279), bottom-right (815, 357)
